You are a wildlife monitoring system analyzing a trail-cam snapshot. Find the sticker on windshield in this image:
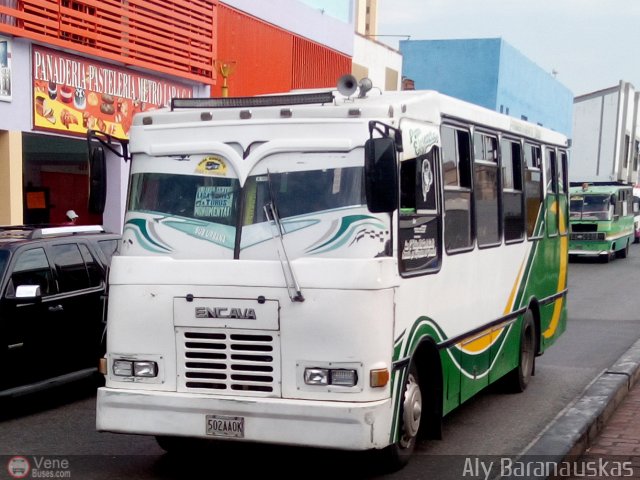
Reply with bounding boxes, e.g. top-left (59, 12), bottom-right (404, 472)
top-left (196, 156), bottom-right (227, 176)
top-left (194, 186), bottom-right (234, 218)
